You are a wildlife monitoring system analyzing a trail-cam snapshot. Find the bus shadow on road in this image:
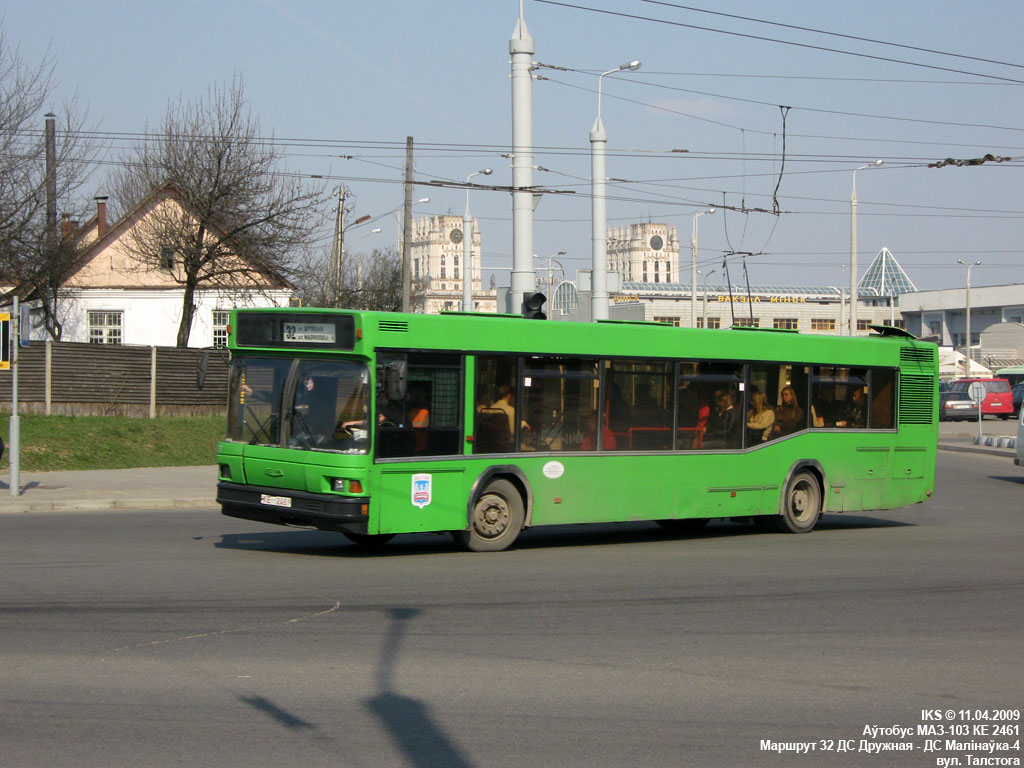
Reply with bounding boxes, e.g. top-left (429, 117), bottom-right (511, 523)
top-left (215, 530), bottom-right (457, 558)
top-left (215, 514), bottom-right (911, 557)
